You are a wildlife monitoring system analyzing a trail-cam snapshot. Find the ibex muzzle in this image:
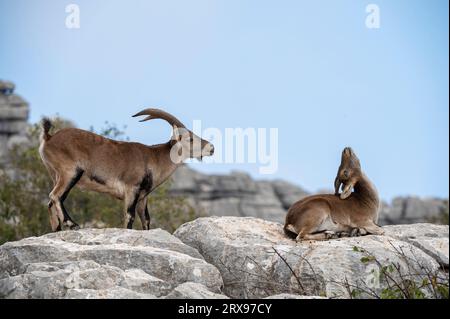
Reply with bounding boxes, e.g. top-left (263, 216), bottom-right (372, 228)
top-left (39, 108), bottom-right (214, 232)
